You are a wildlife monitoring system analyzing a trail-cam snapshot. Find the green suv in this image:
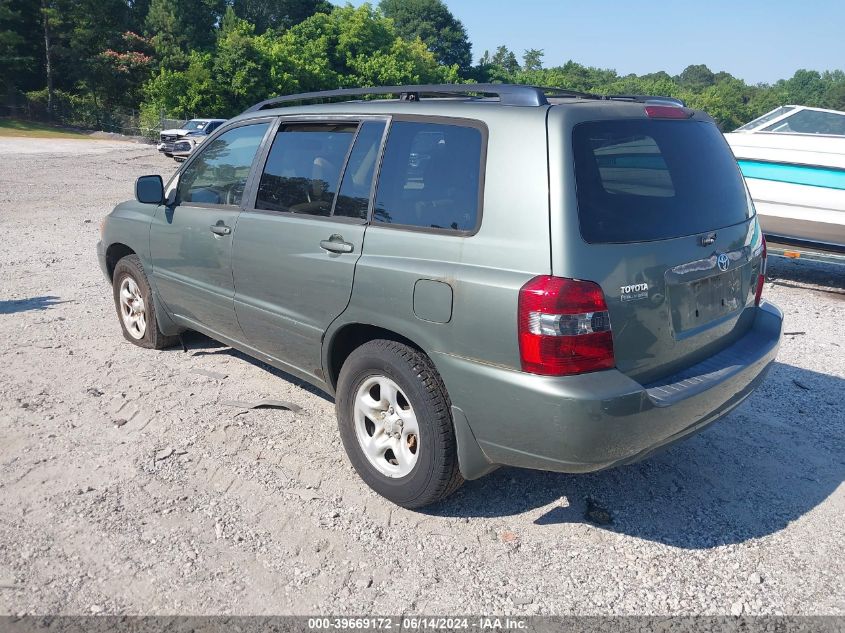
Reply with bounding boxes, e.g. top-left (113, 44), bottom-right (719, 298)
top-left (97, 84), bottom-right (782, 508)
